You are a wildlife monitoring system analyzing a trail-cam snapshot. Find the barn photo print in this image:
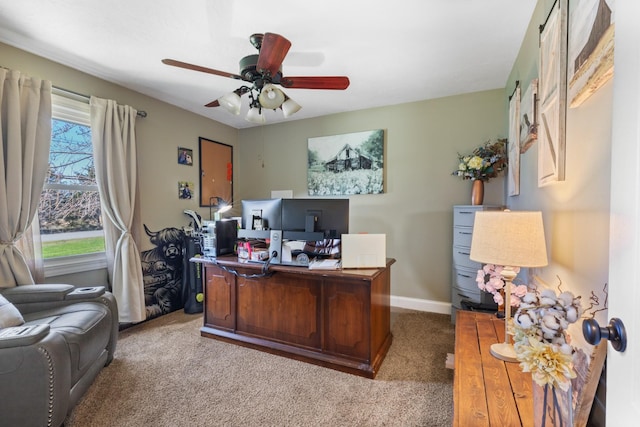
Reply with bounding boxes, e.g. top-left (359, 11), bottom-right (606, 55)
top-left (307, 129), bottom-right (384, 196)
